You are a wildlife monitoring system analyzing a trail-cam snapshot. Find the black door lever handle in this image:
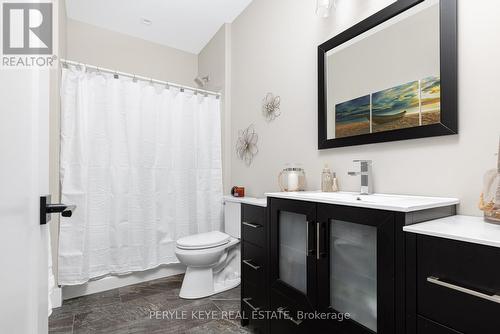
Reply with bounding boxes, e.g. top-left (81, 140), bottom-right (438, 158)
top-left (40, 195), bottom-right (76, 224)
top-left (46, 203), bottom-right (76, 216)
